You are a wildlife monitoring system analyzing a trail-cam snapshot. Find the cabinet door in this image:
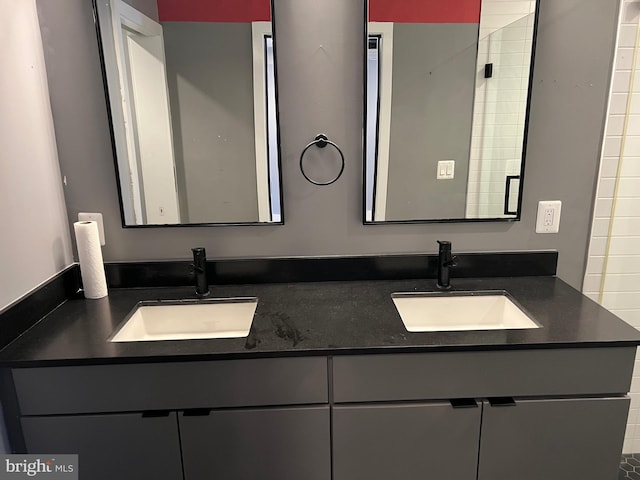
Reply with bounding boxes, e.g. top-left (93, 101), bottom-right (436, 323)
top-left (477, 397), bottom-right (629, 480)
top-left (21, 412), bottom-right (183, 480)
top-left (333, 402), bottom-right (482, 480)
top-left (179, 406), bottom-right (330, 480)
